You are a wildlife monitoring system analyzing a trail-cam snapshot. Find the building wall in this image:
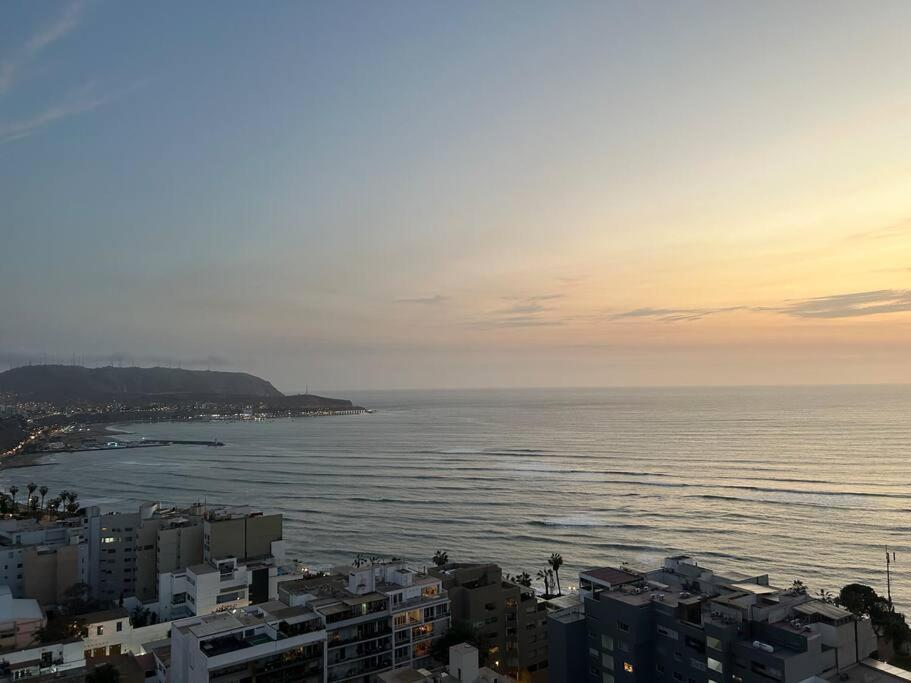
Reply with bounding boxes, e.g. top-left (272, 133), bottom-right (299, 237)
top-left (23, 544), bottom-right (85, 606)
top-left (547, 611), bottom-right (588, 683)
